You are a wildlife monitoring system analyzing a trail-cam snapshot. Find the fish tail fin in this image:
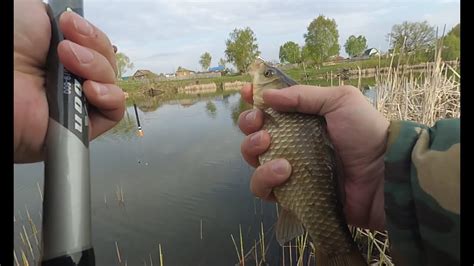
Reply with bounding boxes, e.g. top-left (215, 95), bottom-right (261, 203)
top-left (315, 249), bottom-right (367, 266)
top-left (275, 207), bottom-right (305, 246)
